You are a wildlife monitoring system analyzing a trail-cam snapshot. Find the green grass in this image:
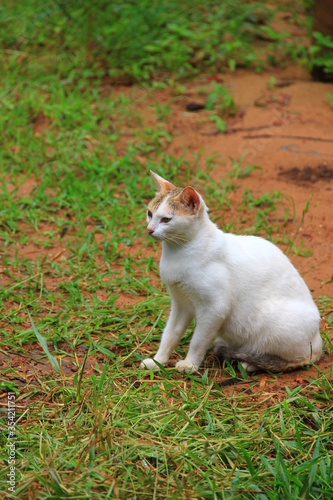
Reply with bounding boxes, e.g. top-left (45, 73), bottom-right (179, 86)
top-left (1, 0), bottom-right (332, 498)
top-left (0, 0), bottom-right (315, 84)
